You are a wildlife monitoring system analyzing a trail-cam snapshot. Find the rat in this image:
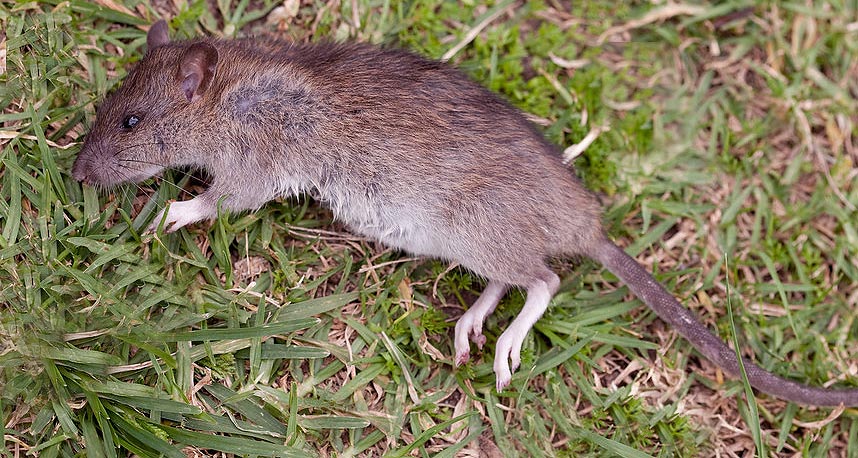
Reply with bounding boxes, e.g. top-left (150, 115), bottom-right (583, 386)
top-left (72, 20), bottom-right (858, 406)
